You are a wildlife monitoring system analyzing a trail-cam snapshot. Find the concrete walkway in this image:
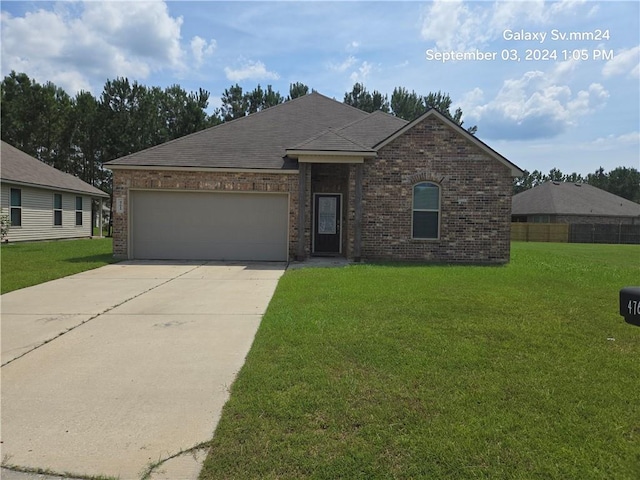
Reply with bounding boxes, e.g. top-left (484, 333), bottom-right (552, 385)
top-left (1, 261), bottom-right (285, 479)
